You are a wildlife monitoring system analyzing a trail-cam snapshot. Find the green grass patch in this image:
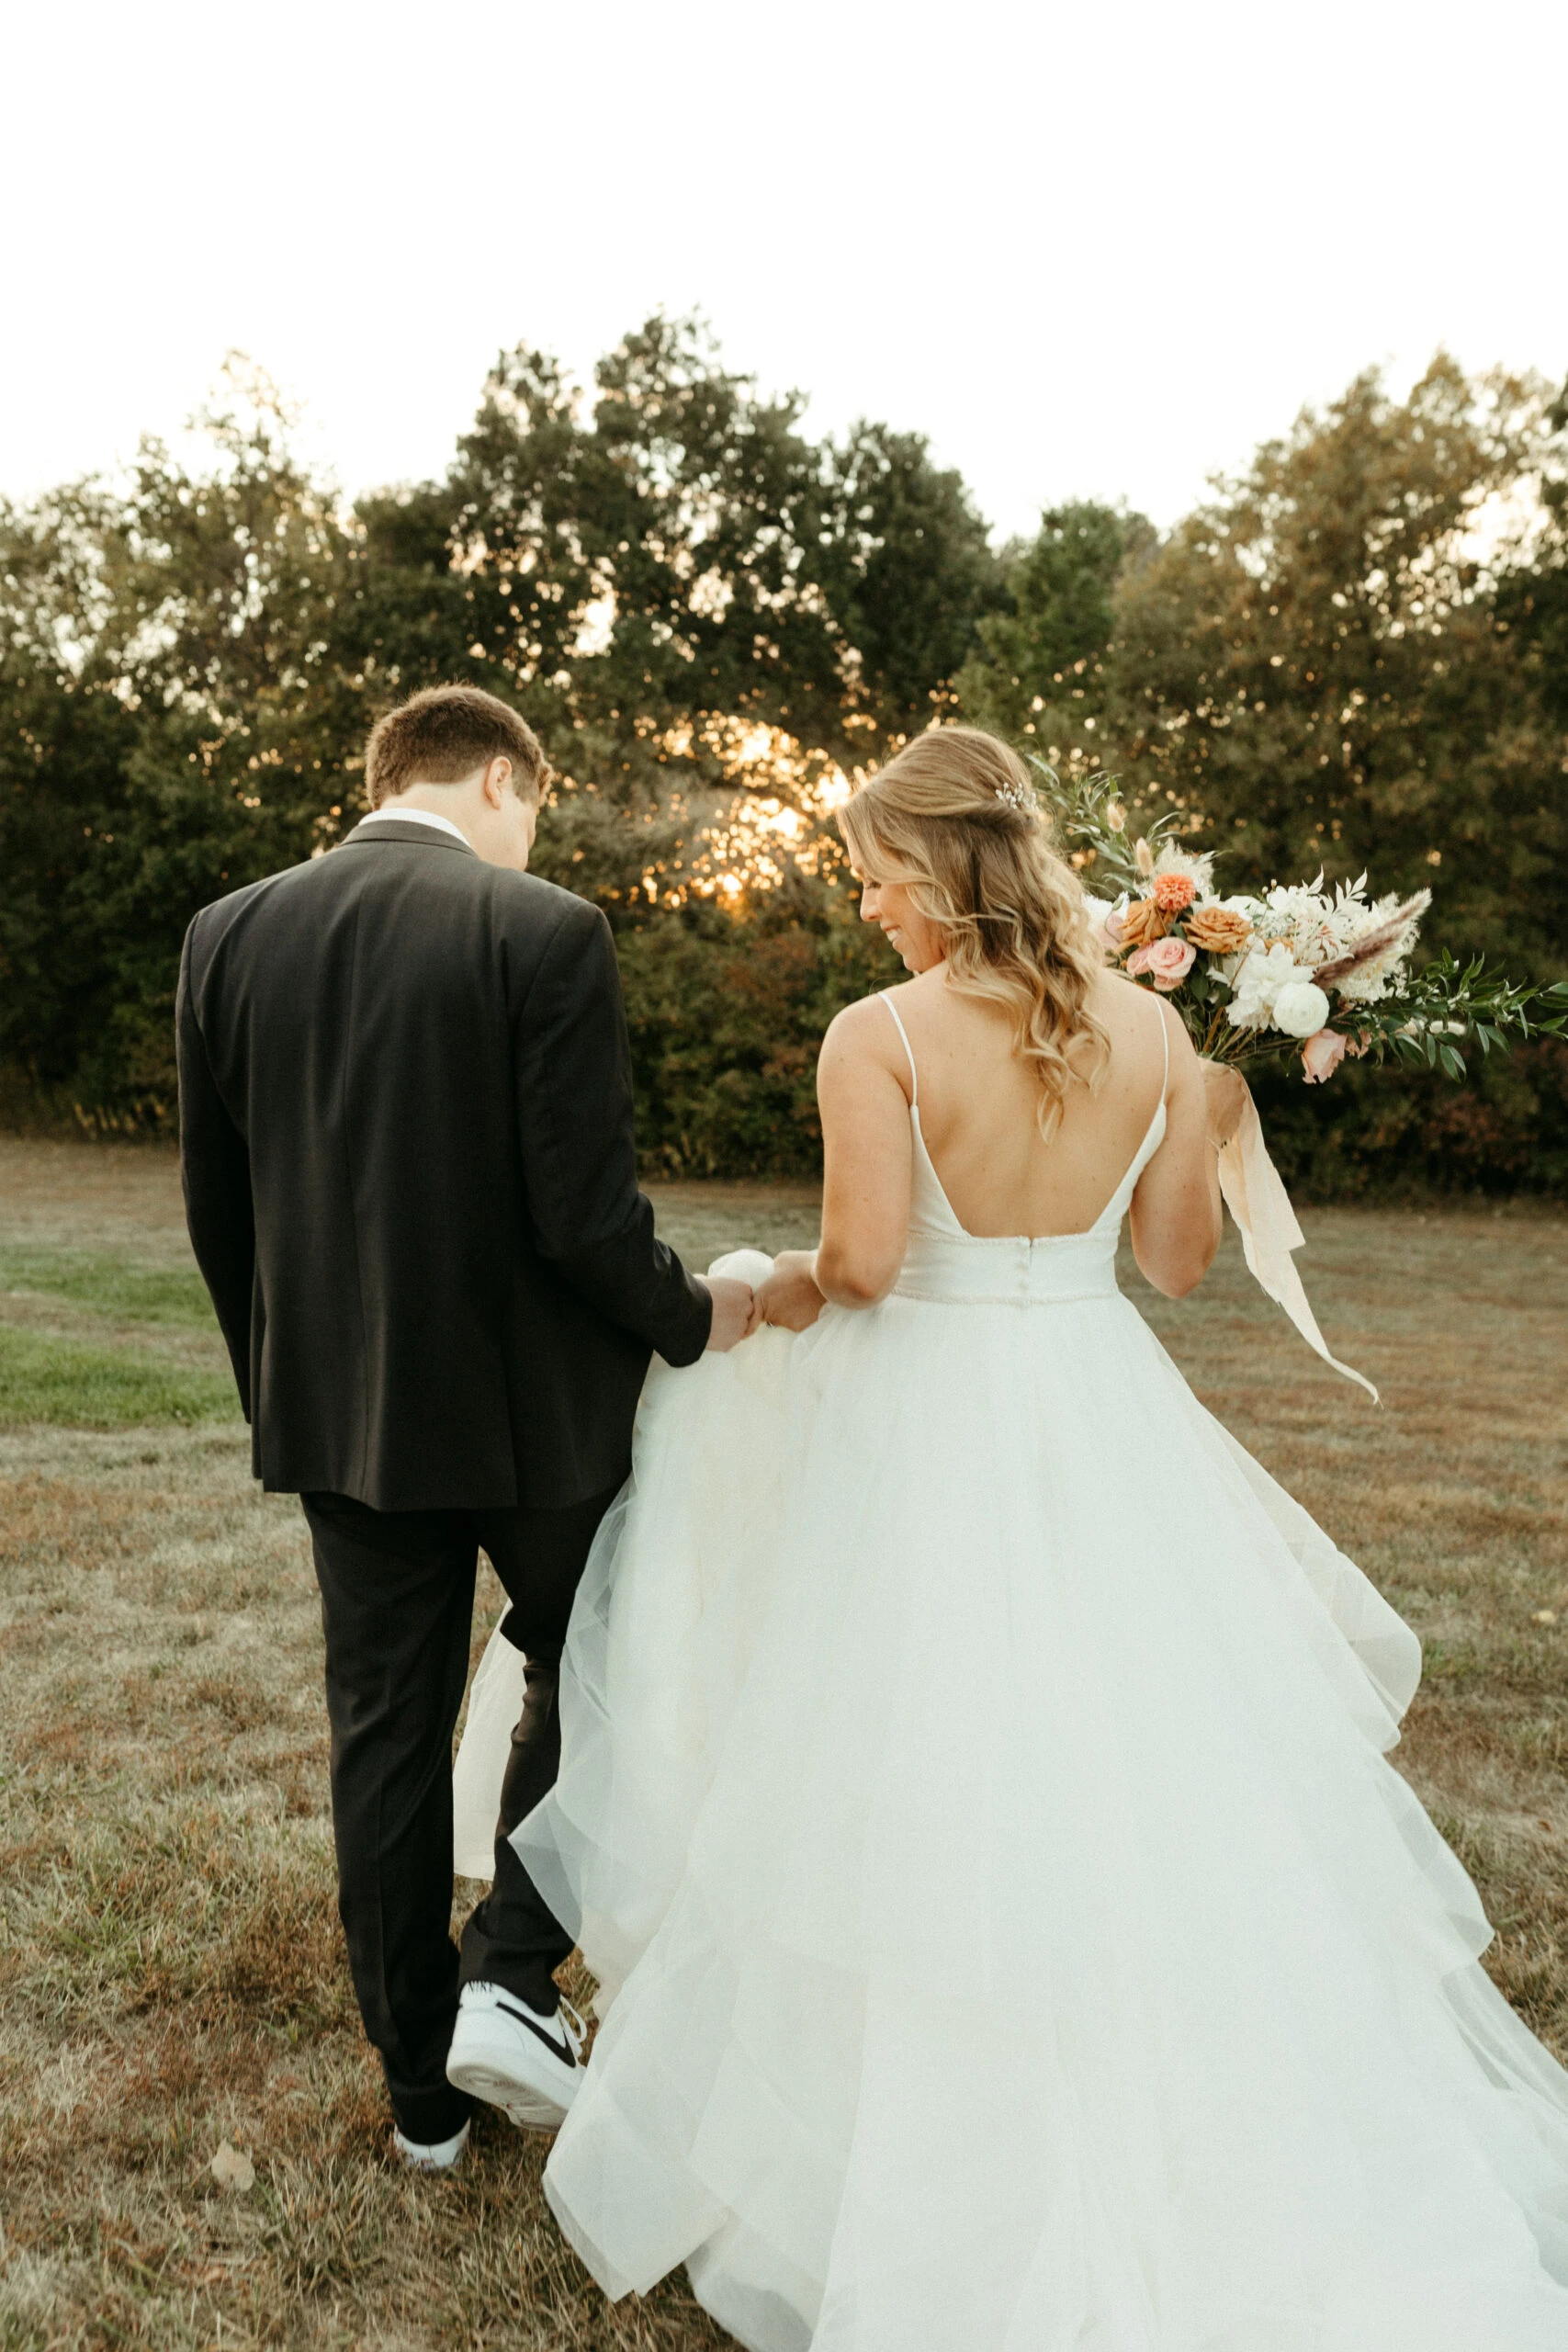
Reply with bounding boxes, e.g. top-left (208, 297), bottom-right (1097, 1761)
top-left (0, 1246), bottom-right (219, 1328)
top-left (0, 1326), bottom-right (238, 1428)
